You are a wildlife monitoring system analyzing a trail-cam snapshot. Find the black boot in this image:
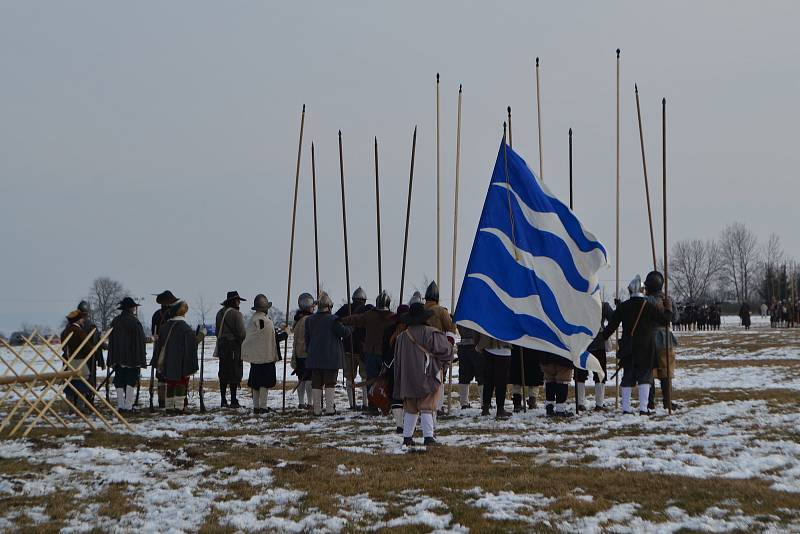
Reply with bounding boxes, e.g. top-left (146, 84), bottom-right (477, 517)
top-left (230, 384), bottom-right (240, 409)
top-left (423, 437), bottom-right (439, 446)
top-left (512, 394), bottom-right (523, 413)
top-left (527, 396), bottom-right (537, 409)
top-left (403, 437), bottom-right (416, 447)
top-left (647, 380), bottom-right (656, 411)
top-left (481, 404), bottom-right (491, 416)
top-left (220, 382), bottom-right (228, 408)
top-left (545, 404), bottom-right (555, 417)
